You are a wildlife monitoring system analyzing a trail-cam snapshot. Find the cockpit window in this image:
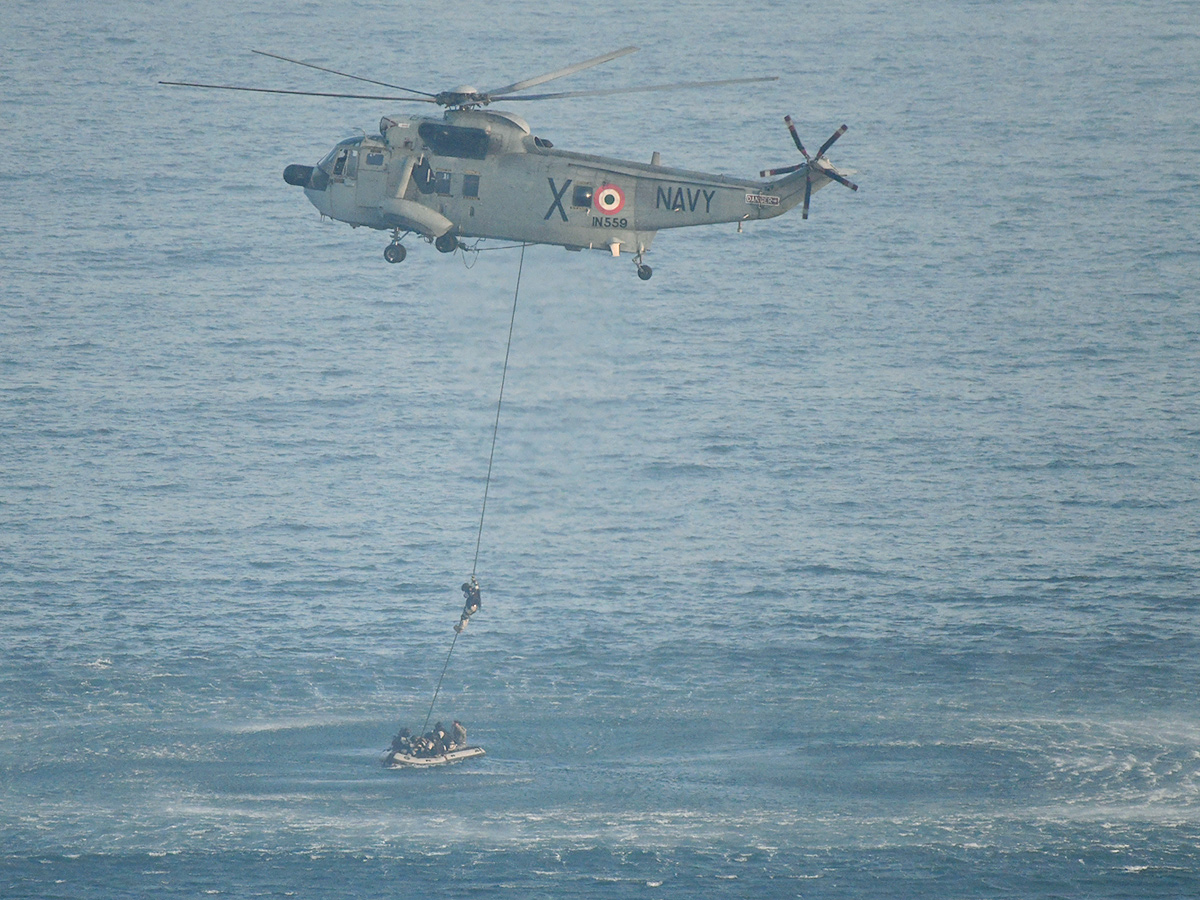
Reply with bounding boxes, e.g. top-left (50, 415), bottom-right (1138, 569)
top-left (330, 148), bottom-right (358, 179)
top-left (417, 123), bottom-right (489, 159)
top-left (318, 146), bottom-right (339, 174)
top-left (318, 137), bottom-right (364, 176)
